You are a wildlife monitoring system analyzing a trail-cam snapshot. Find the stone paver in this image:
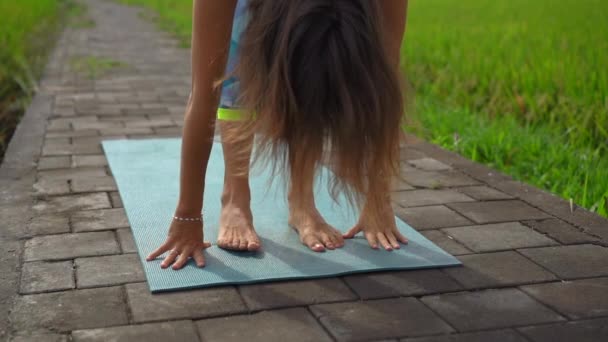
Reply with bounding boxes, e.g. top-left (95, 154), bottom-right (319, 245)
top-left (407, 157), bottom-right (452, 171)
top-left (37, 167), bottom-right (106, 181)
top-left (402, 329), bottom-right (527, 342)
top-left (33, 178), bottom-right (70, 196)
top-left (72, 320), bottom-right (199, 342)
top-left (32, 192), bottom-right (112, 213)
top-left (24, 231), bottom-right (119, 261)
top-left (520, 277), bottom-right (608, 319)
top-left (442, 222), bottom-right (558, 252)
top-left (76, 254), bottom-right (145, 288)
top-left (10, 286), bottom-right (128, 331)
top-left (38, 156), bottom-right (71, 170)
top-left (25, 213), bottom-right (70, 236)
top-left (71, 207), bottom-right (129, 232)
top-left (311, 297), bottom-right (454, 341)
top-left (71, 154), bottom-right (108, 167)
top-left (517, 318), bottom-right (608, 342)
top-left (420, 230), bottom-right (473, 255)
top-left (518, 244), bottom-right (608, 279)
top-left (196, 308), bottom-right (332, 342)
top-left (10, 334), bottom-right (68, 342)
top-left (126, 282), bottom-right (246, 322)
top-left (442, 251), bottom-right (557, 289)
top-left (109, 191), bottom-right (124, 208)
top-left (117, 228), bottom-right (137, 253)
top-left (343, 269), bottom-right (462, 299)
top-left (238, 278), bottom-right (357, 311)
top-left (447, 200), bottom-right (552, 223)
top-left (395, 205), bottom-right (473, 230)
top-left (522, 218), bottom-right (601, 244)
top-left (454, 185), bottom-right (514, 201)
top-left (71, 176), bottom-right (118, 193)
top-left (20, 261), bottom-right (74, 294)
top-left (403, 169), bottom-right (479, 189)
top-left (394, 189), bottom-right (475, 207)
top-left (421, 288), bottom-right (566, 331)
